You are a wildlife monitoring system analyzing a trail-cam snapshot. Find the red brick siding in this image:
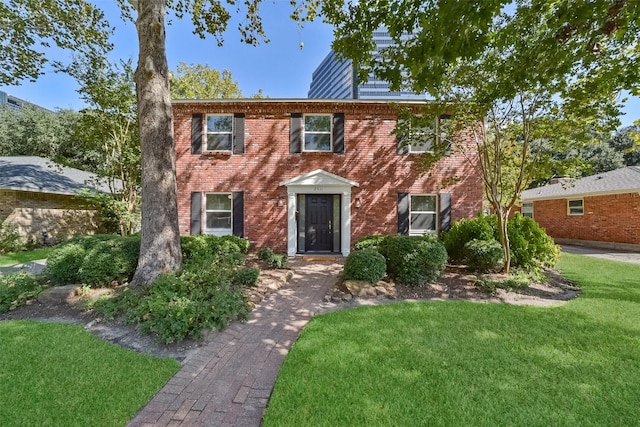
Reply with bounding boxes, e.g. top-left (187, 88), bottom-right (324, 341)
top-left (531, 193), bottom-right (640, 244)
top-left (174, 101), bottom-right (482, 251)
